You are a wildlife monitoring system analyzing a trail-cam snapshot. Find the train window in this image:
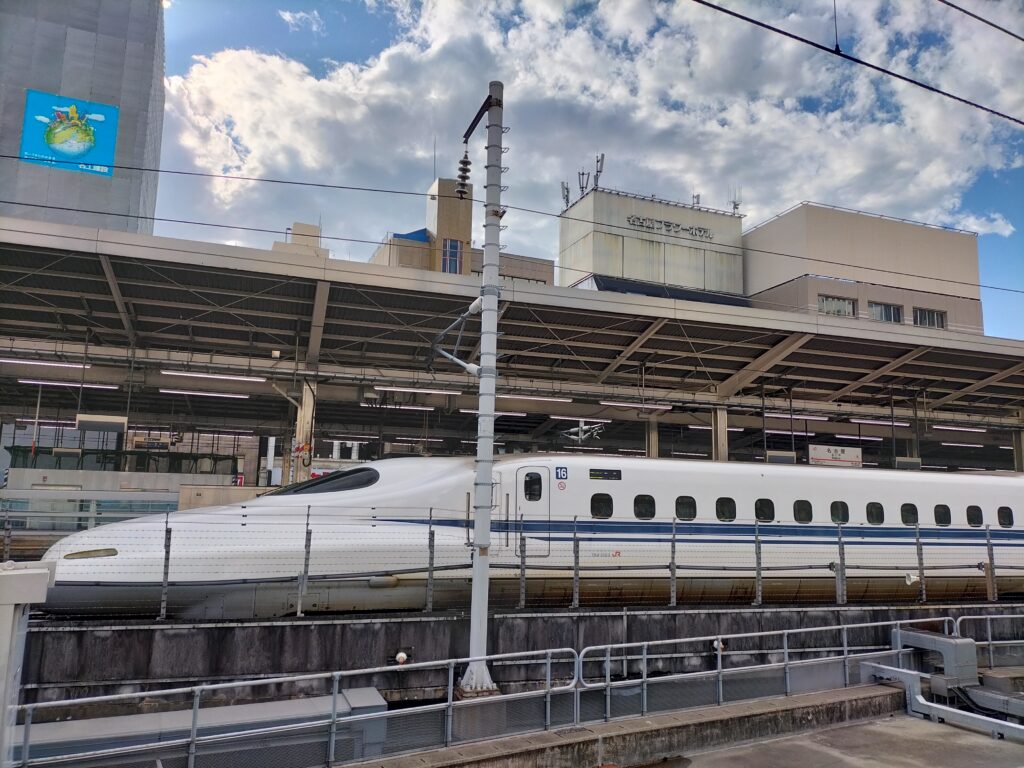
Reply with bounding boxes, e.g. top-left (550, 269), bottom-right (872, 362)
top-left (934, 505), bottom-right (951, 527)
top-left (998, 507), bottom-right (1014, 528)
top-left (830, 501), bottom-right (849, 524)
top-left (755, 498), bottom-right (775, 522)
top-left (793, 500), bottom-right (812, 524)
top-left (265, 467), bottom-right (380, 495)
top-left (634, 495), bottom-right (656, 520)
top-left (591, 493), bottom-right (613, 519)
top-left (675, 496), bottom-right (697, 520)
top-left (901, 503), bottom-right (918, 526)
top-left (866, 502), bottom-right (884, 525)
top-left (966, 505), bottom-right (983, 527)
top-left (716, 497), bottom-right (736, 522)
top-left (523, 472), bottom-right (542, 502)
